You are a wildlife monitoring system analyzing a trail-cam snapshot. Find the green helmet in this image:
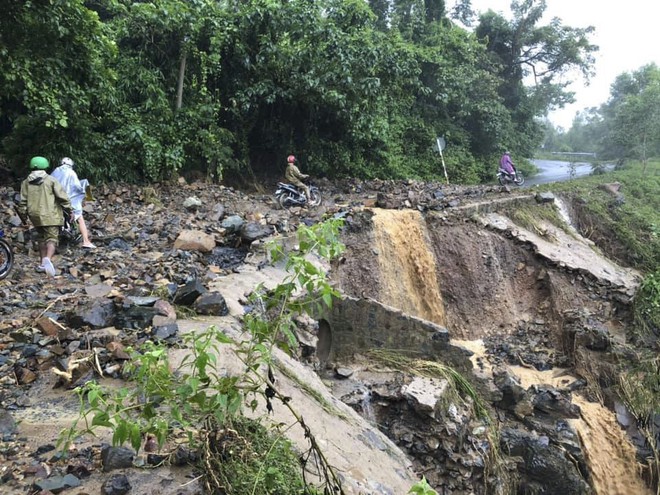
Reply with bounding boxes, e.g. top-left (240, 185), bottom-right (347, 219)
top-left (30, 156), bottom-right (49, 170)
